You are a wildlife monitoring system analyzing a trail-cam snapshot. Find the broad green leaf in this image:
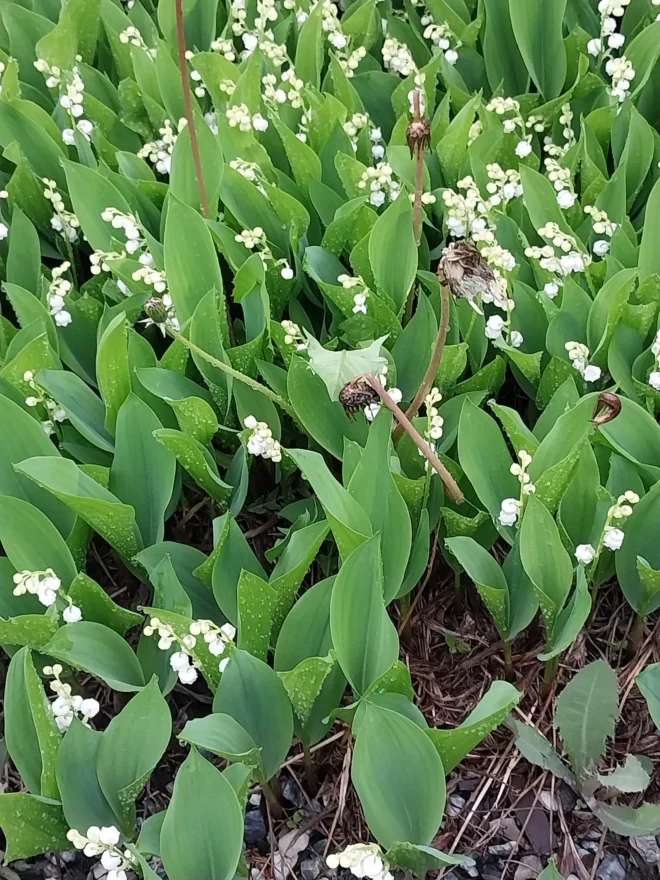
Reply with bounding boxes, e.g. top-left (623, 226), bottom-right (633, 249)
top-left (279, 655), bottom-right (335, 728)
top-left (330, 535), bottom-right (399, 695)
top-left (6, 207), bottom-right (40, 295)
top-left (212, 649), bottom-right (294, 781)
top-left (5, 648), bottom-right (61, 799)
top-left (109, 395), bottom-right (176, 546)
top-left (63, 160), bottom-right (132, 252)
top-left (520, 495), bottom-right (573, 635)
top-left (149, 556), bottom-right (193, 618)
top-left (538, 567), bottom-right (591, 662)
top-left (161, 749), bottom-right (244, 880)
top-left (97, 678), bottom-right (172, 833)
top-left (348, 411), bottom-right (412, 602)
top-left (57, 719), bottom-right (117, 833)
top-left (97, 312), bottom-right (131, 435)
top-left (237, 570), bottom-right (275, 661)
top-left (595, 803), bottom-right (660, 837)
top-left (637, 663), bottom-right (660, 729)
top-left (68, 571), bottom-right (143, 635)
top-left (287, 448), bottom-right (372, 559)
top-left (0, 794), bottom-right (69, 862)
top-left (616, 481), bottom-right (660, 615)
top-left (437, 94), bottom-right (481, 188)
top-left (508, 719), bottom-right (576, 786)
top-left (43, 622), bottom-right (146, 692)
top-left (305, 333), bottom-right (388, 401)
top-left (37, 370), bottom-right (115, 453)
top-left (368, 196), bottom-right (416, 312)
top-left (0, 495), bottom-right (77, 589)
top-left (509, 0), bottom-right (568, 100)
top-left (482, 0), bottom-right (529, 95)
top-left (386, 843), bottom-right (474, 877)
top-left (179, 714), bottom-right (262, 769)
top-left (209, 515), bottom-right (266, 623)
top-left (153, 428), bottom-right (232, 504)
top-left (446, 536), bottom-right (509, 637)
top-left (556, 660), bottom-right (618, 776)
top-left (269, 518), bottom-right (330, 629)
top-left (352, 703), bottom-right (445, 848)
top-left (16, 456), bottom-right (143, 559)
top-left (0, 615), bottom-right (59, 651)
